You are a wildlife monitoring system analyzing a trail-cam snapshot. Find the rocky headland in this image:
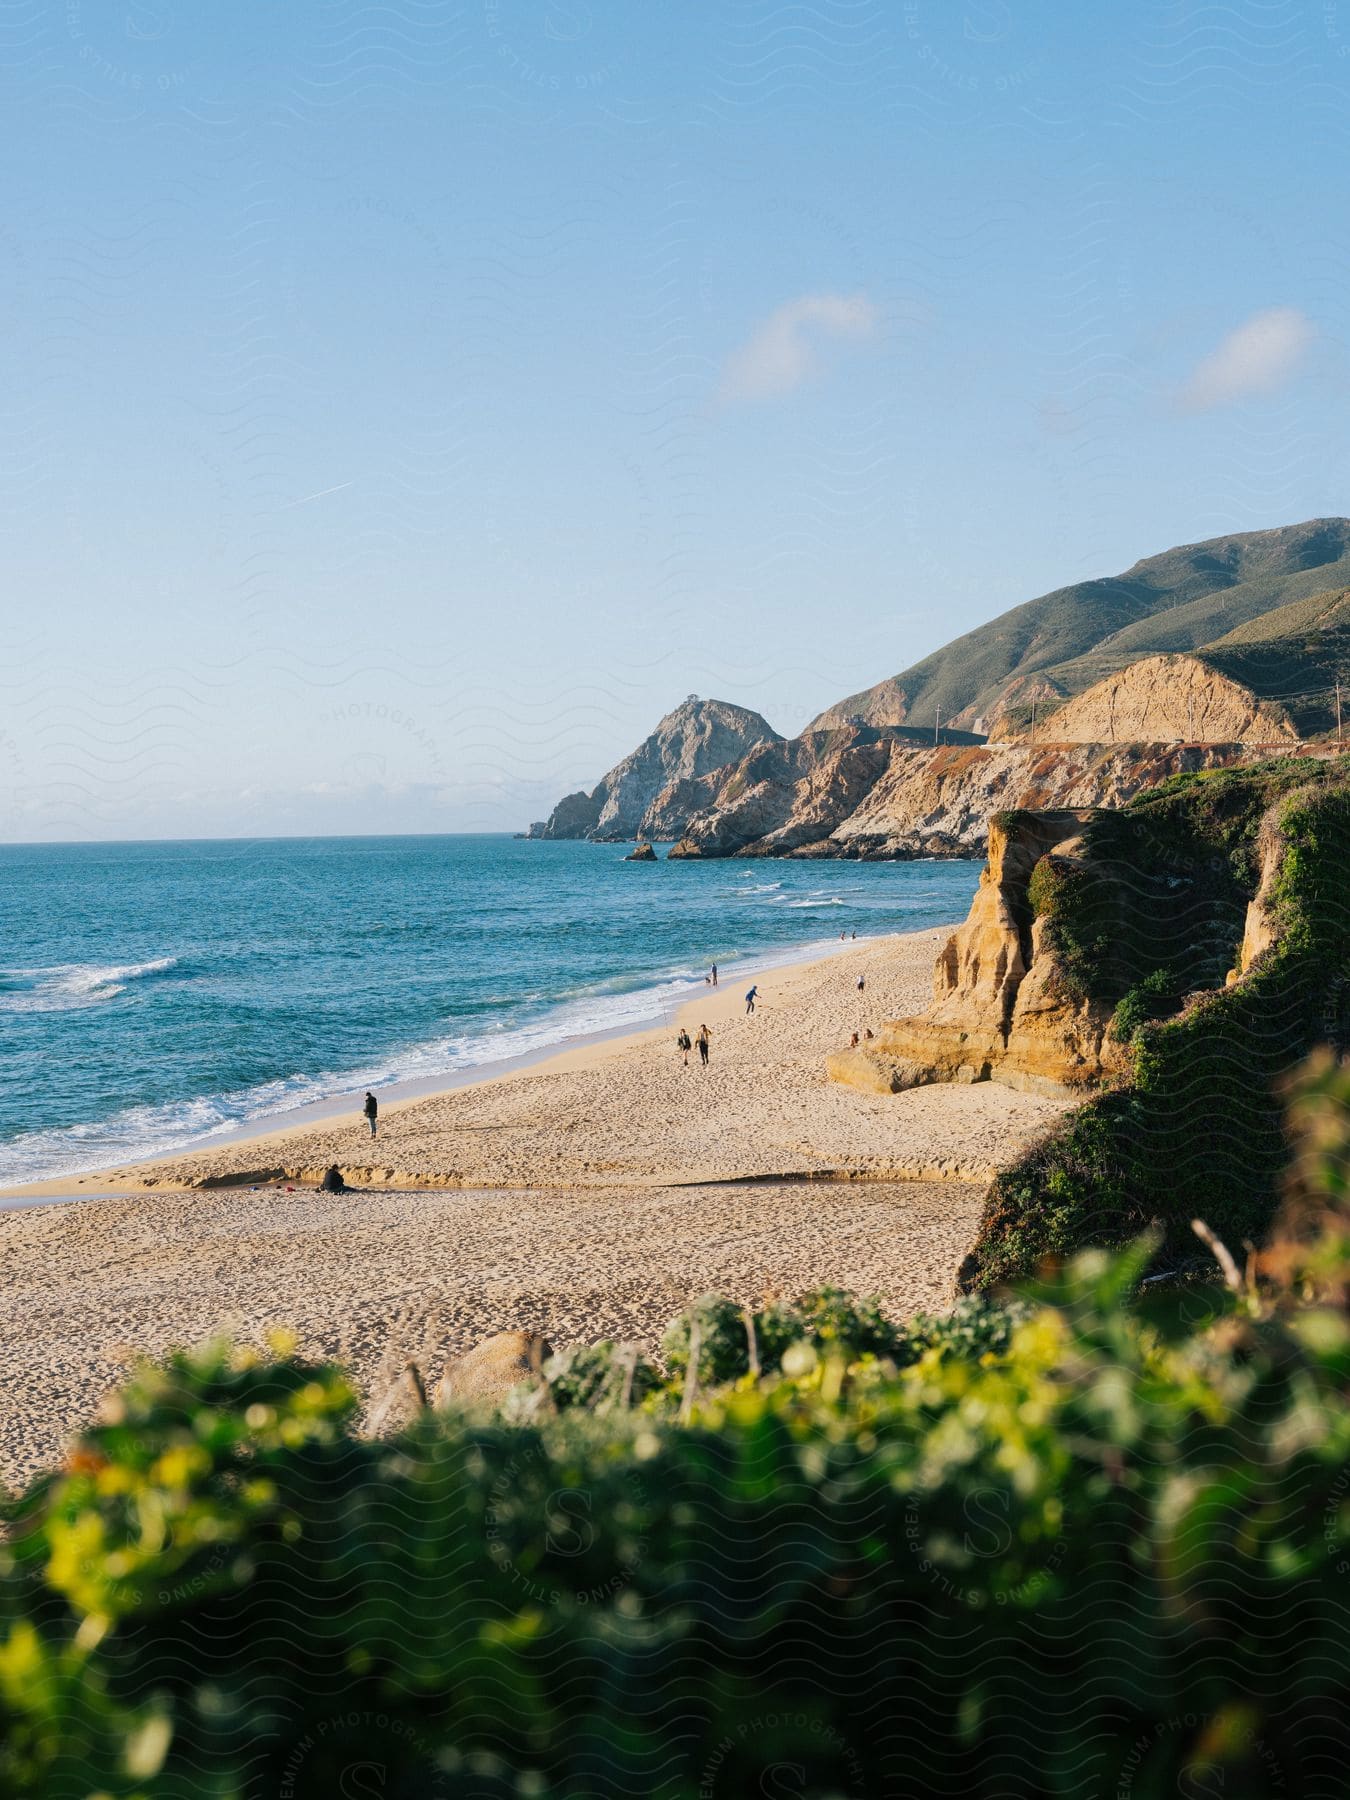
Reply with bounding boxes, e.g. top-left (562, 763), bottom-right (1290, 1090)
top-left (665, 731), bottom-right (1258, 860)
top-left (529, 521), bottom-right (1350, 862)
top-left (528, 696), bottom-right (781, 841)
